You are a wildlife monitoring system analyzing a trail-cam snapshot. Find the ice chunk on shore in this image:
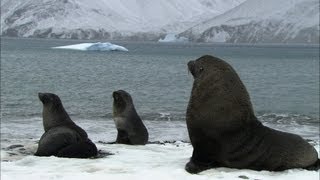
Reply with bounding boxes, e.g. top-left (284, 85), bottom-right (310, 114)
top-left (52, 42), bottom-right (128, 51)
